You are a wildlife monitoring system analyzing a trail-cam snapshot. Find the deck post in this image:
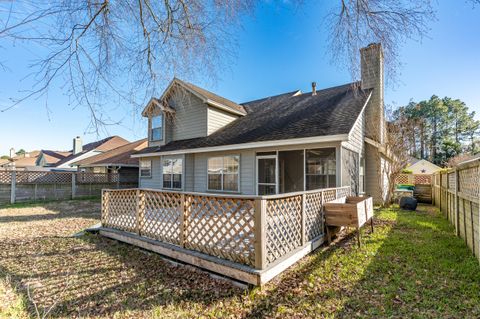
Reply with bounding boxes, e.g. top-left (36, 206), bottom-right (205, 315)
top-left (180, 193), bottom-right (186, 247)
top-left (301, 193), bottom-right (306, 245)
top-left (254, 198), bottom-right (267, 270)
top-left (136, 189), bottom-right (145, 236)
top-left (10, 170), bottom-right (16, 204)
top-left (101, 189), bottom-right (109, 226)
